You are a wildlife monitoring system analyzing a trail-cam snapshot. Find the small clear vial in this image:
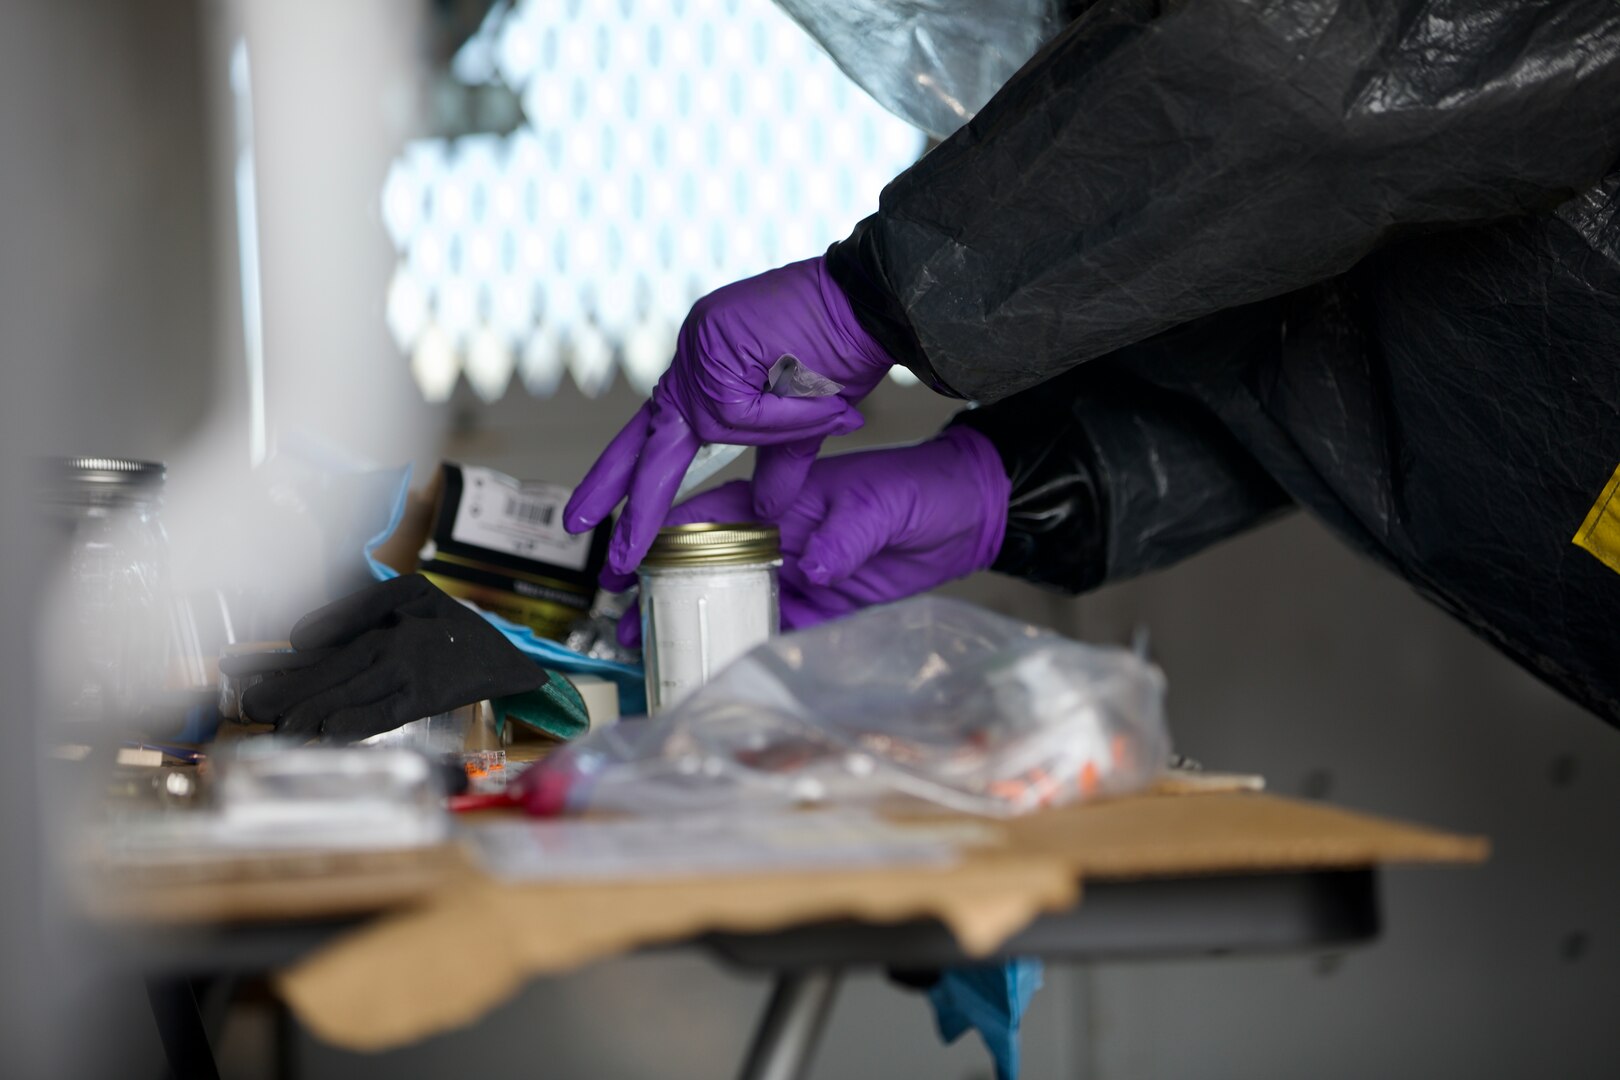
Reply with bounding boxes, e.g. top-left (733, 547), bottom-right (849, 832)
top-left (637, 522), bottom-right (781, 715)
